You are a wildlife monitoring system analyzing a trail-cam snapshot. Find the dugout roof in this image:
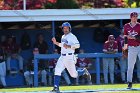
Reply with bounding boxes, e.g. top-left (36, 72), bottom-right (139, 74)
top-left (0, 8), bottom-right (140, 22)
